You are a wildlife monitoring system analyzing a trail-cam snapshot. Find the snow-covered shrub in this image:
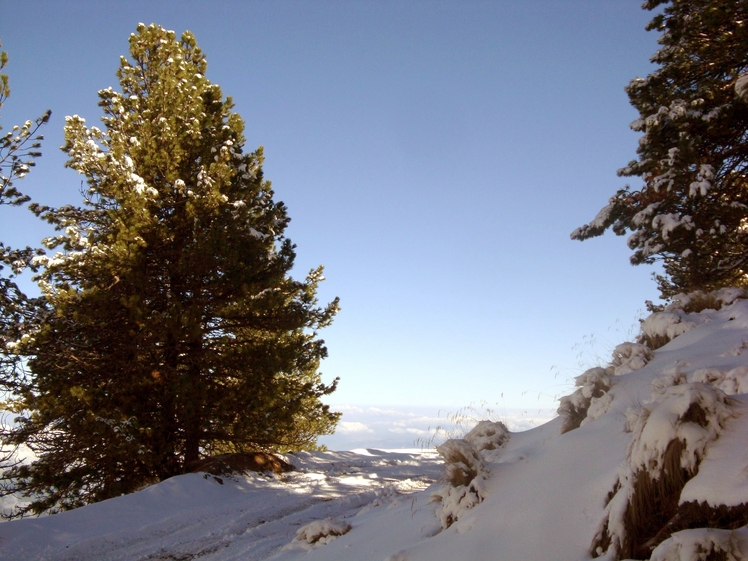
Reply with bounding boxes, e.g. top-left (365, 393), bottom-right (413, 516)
top-left (650, 527), bottom-right (748, 561)
top-left (463, 420), bottom-right (510, 452)
top-left (652, 364), bottom-right (748, 396)
top-left (288, 517), bottom-right (351, 550)
top-left (432, 439), bottom-right (489, 528)
top-left (627, 384), bottom-right (731, 476)
top-left (638, 288), bottom-right (747, 350)
top-left (559, 339), bottom-right (656, 432)
top-left (610, 342), bottom-right (653, 375)
top-left (558, 367), bottom-right (611, 433)
top-left (669, 288), bottom-right (747, 314)
top-left (692, 366), bottom-right (748, 396)
top-left (437, 439), bottom-right (485, 488)
top-left (592, 383), bottom-right (735, 560)
top-left (651, 366), bottom-right (688, 390)
top-left (639, 312), bottom-right (698, 350)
